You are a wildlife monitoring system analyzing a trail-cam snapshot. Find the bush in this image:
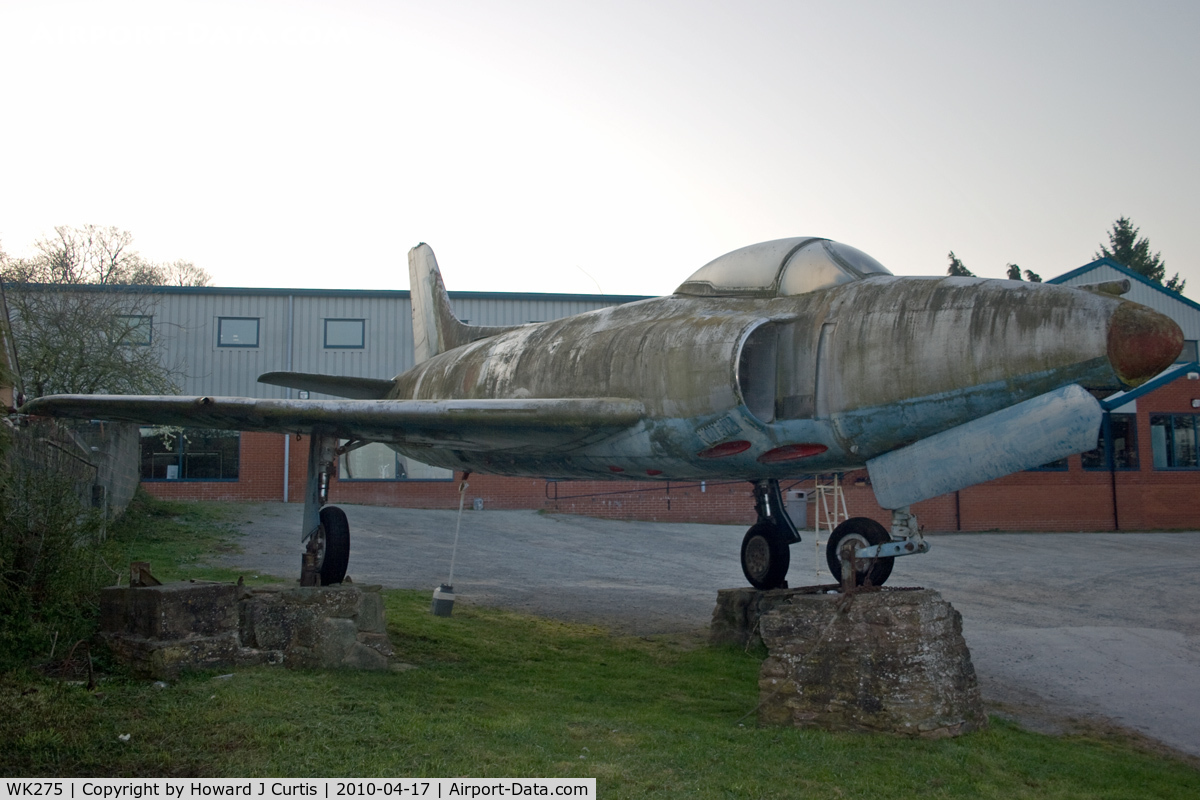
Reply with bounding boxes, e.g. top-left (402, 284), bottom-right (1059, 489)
top-left (0, 419), bottom-right (110, 666)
